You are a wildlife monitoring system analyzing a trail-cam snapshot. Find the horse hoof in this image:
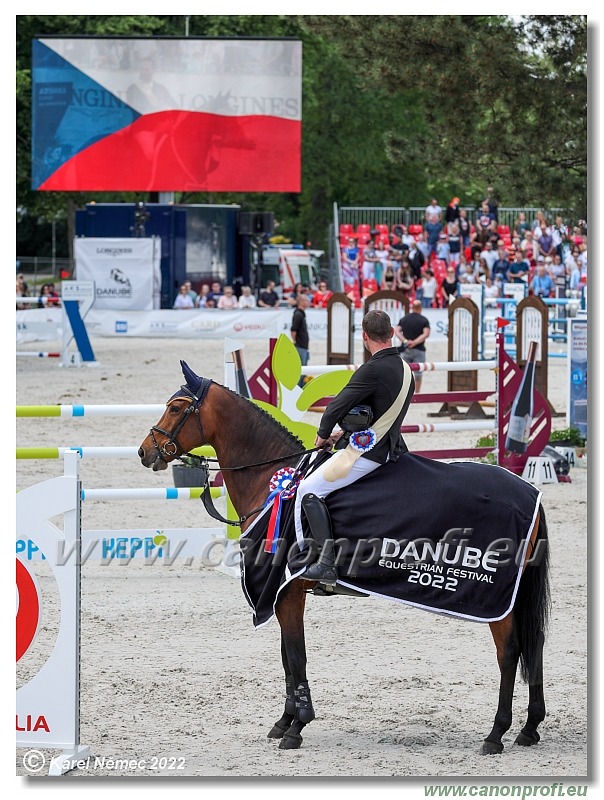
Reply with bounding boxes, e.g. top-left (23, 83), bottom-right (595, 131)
top-left (279, 732), bottom-right (303, 750)
top-left (267, 723), bottom-right (287, 739)
top-left (481, 740), bottom-right (504, 755)
top-left (515, 731), bottom-right (540, 747)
